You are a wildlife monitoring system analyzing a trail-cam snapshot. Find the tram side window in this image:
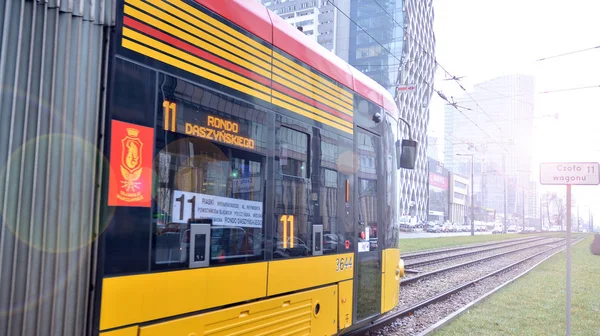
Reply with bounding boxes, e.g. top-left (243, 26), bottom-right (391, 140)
top-left (274, 124), bottom-right (311, 258)
top-left (152, 77), bottom-right (268, 270)
top-left (357, 130), bottom-right (380, 252)
top-left (279, 127), bottom-right (308, 178)
top-left (153, 137), bottom-right (265, 268)
top-left (314, 131), bottom-right (341, 255)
